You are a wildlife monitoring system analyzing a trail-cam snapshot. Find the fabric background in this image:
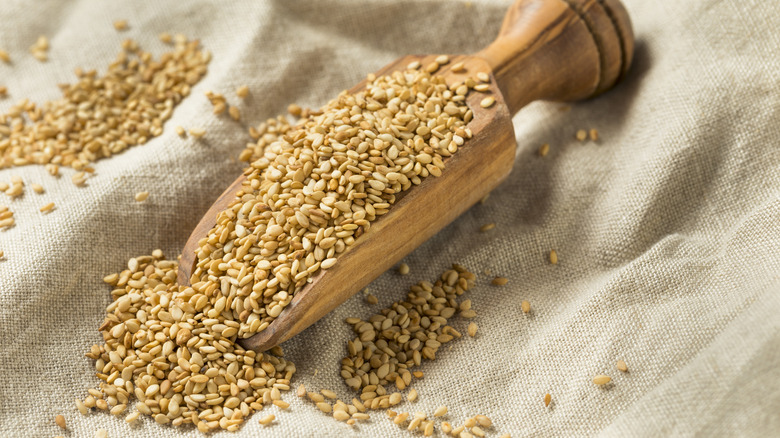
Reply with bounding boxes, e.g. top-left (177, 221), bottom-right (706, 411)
top-left (1, 0), bottom-right (778, 436)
